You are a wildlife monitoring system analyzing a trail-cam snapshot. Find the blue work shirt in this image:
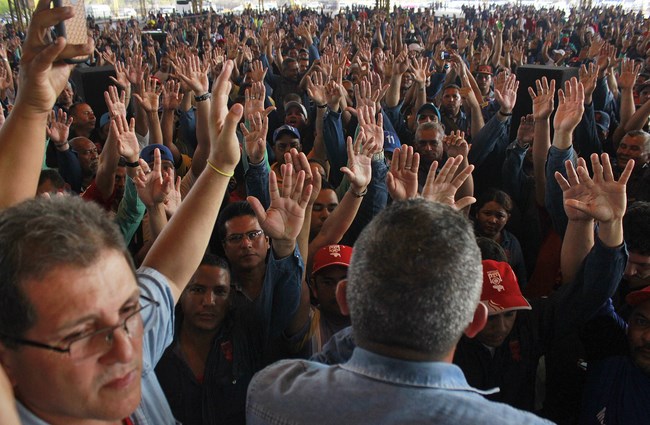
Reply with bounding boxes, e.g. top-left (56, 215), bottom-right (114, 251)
top-left (247, 347), bottom-right (554, 425)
